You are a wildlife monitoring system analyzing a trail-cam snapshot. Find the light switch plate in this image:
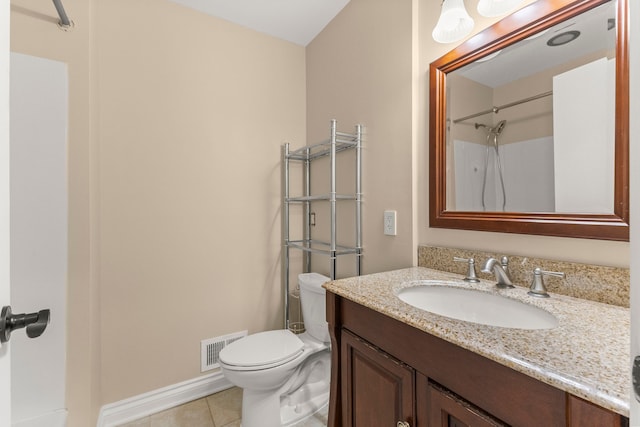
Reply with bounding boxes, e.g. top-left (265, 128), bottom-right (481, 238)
top-left (384, 210), bottom-right (397, 236)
